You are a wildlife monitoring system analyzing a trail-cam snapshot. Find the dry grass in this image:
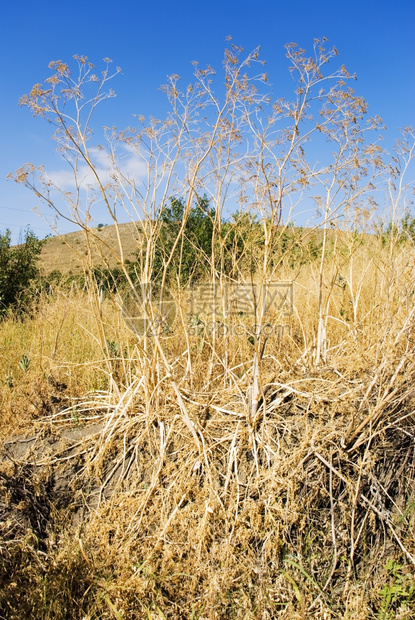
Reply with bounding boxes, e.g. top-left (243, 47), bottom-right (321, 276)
top-left (1, 233), bottom-right (415, 619)
top-left (39, 222), bottom-right (143, 276)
